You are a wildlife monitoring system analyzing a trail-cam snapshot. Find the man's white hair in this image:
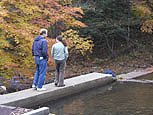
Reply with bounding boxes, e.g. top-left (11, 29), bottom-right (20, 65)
top-left (40, 28), bottom-right (48, 34)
